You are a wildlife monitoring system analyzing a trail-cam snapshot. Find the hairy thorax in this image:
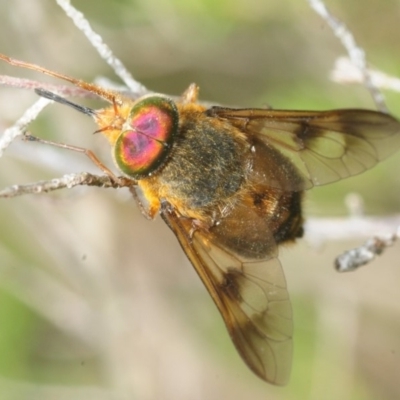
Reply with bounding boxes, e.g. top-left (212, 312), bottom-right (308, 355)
top-left (138, 105), bottom-right (252, 222)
